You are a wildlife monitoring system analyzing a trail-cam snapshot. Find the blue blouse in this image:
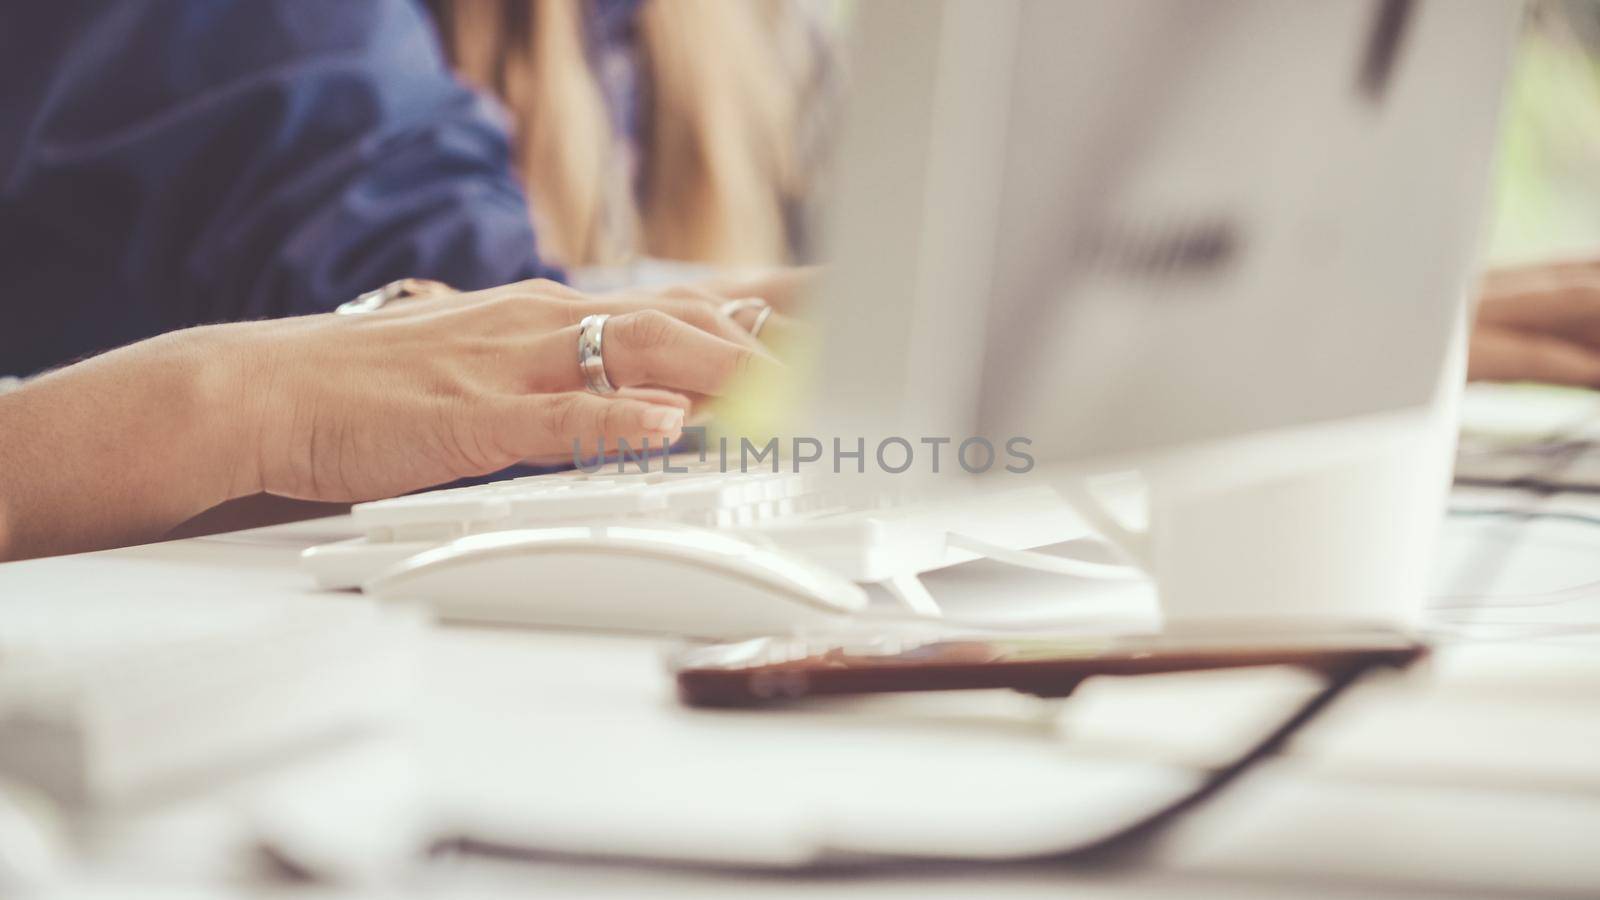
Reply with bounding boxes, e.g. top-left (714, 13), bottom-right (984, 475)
top-left (0, 1), bottom-right (563, 377)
